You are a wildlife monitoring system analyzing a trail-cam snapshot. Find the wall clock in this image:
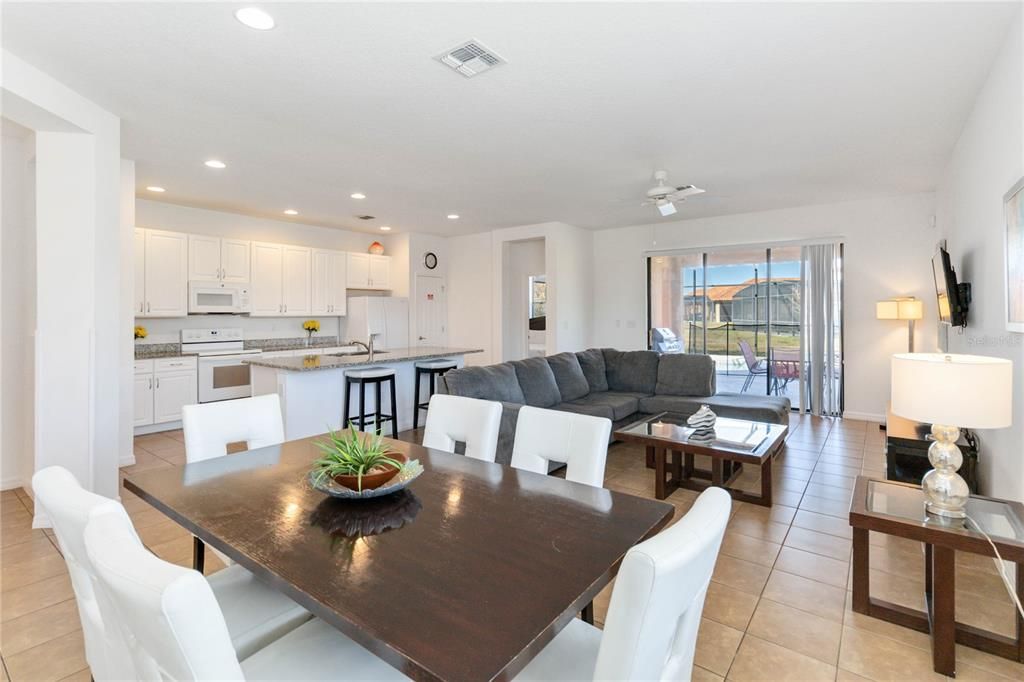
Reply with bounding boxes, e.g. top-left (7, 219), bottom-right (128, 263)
top-left (424, 252), bottom-right (438, 270)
